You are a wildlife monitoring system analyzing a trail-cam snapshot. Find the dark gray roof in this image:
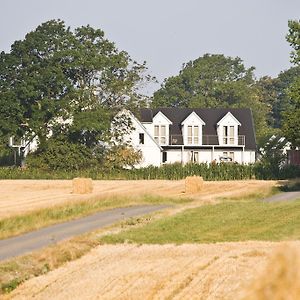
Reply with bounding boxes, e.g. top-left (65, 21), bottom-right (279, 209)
top-left (139, 108), bottom-right (256, 150)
